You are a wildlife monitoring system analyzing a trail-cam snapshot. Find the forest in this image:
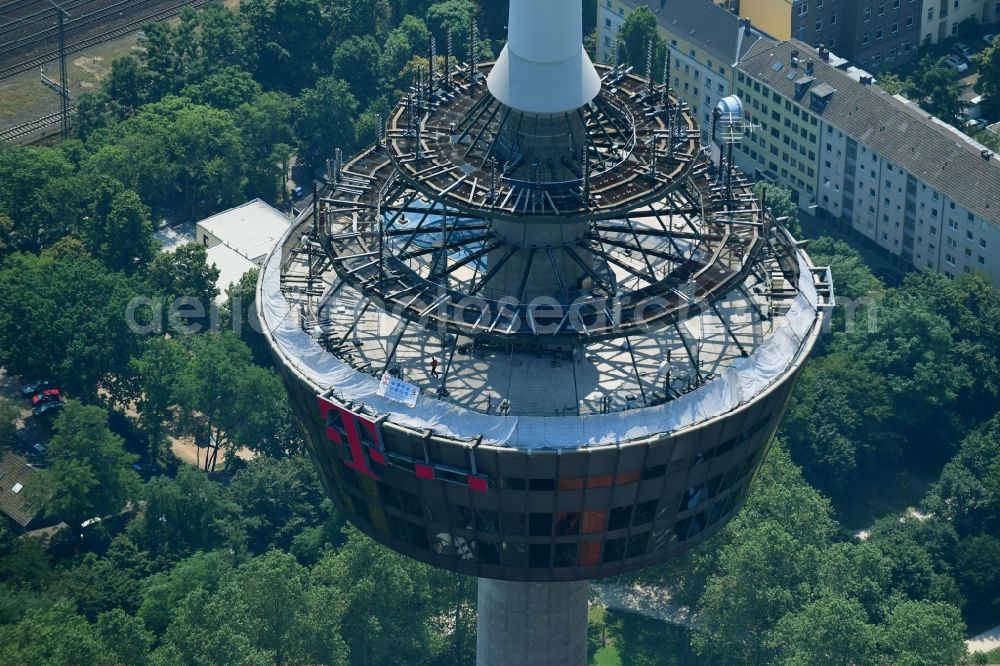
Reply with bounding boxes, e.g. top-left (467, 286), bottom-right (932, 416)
top-left (0, 1), bottom-right (998, 664)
